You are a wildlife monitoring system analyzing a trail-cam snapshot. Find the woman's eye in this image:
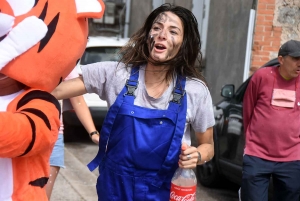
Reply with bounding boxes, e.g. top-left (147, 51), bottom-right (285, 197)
top-left (170, 30), bottom-right (177, 35)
